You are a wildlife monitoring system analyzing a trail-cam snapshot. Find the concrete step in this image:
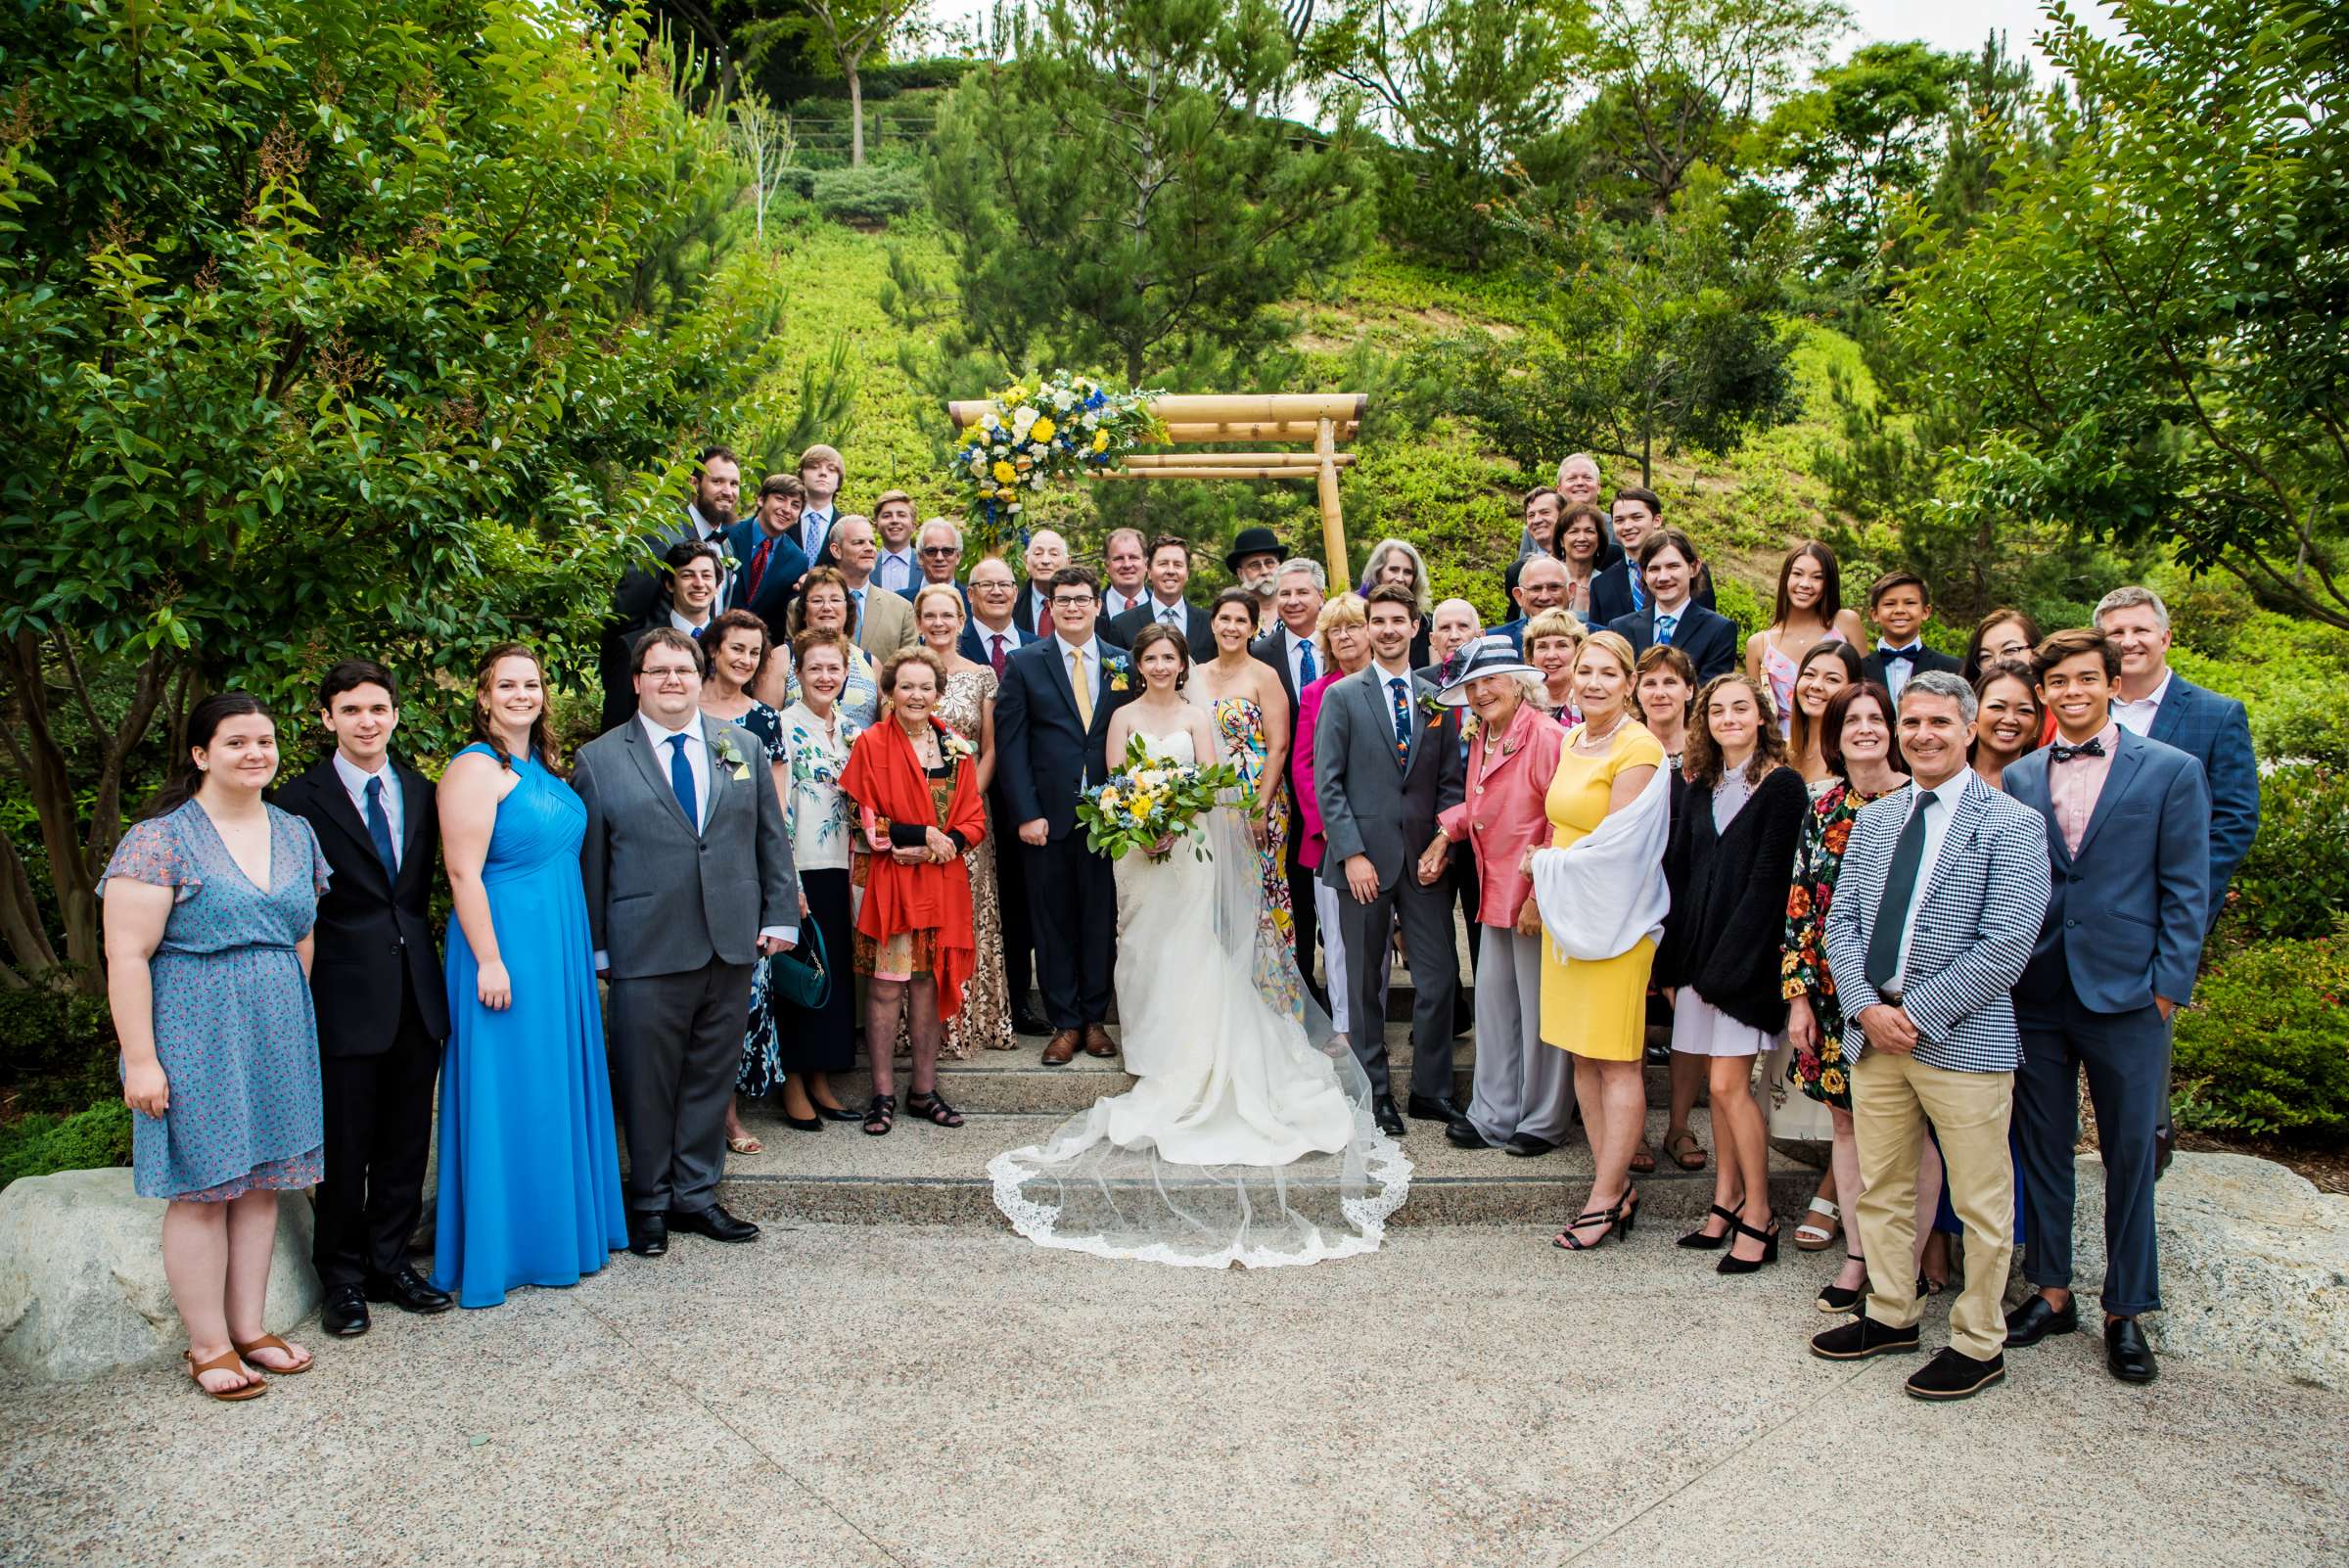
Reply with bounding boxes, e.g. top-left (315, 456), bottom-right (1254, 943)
top-left (715, 1105), bottom-right (1817, 1229)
